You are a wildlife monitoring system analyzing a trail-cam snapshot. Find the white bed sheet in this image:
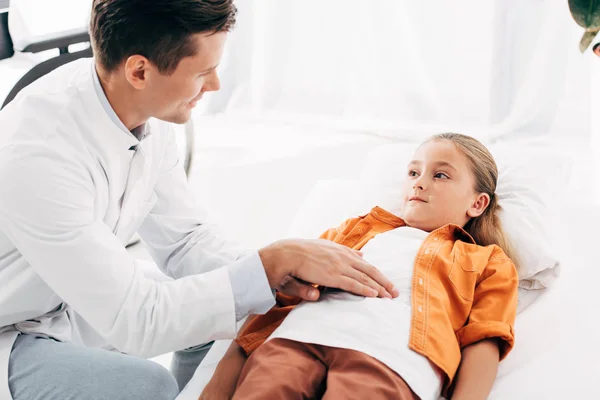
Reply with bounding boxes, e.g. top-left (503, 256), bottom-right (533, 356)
top-left (173, 123), bottom-right (598, 399)
top-left (488, 247), bottom-right (600, 399)
top-left (177, 207), bottom-right (600, 400)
